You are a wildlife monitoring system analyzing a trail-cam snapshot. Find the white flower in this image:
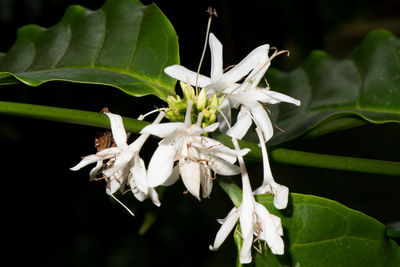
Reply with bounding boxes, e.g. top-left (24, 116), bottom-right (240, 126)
top-left (164, 32), bottom-right (270, 131)
top-left (71, 112), bottom-right (164, 207)
top-left (252, 127), bottom-right (289, 210)
top-left (141, 101), bottom-right (249, 200)
top-left (226, 78), bottom-right (301, 142)
top-left (209, 138), bottom-right (284, 263)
